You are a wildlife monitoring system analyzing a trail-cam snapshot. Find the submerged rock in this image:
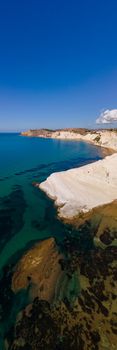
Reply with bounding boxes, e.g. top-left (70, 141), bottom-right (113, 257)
top-left (12, 238), bottom-right (63, 302)
top-left (4, 201), bottom-right (117, 349)
top-left (6, 231), bottom-right (117, 350)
